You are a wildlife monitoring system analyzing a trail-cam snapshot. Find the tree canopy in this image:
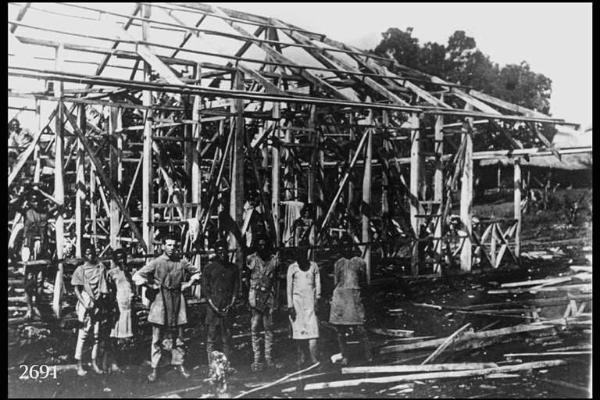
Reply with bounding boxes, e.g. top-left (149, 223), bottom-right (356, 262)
top-left (373, 28), bottom-right (553, 115)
